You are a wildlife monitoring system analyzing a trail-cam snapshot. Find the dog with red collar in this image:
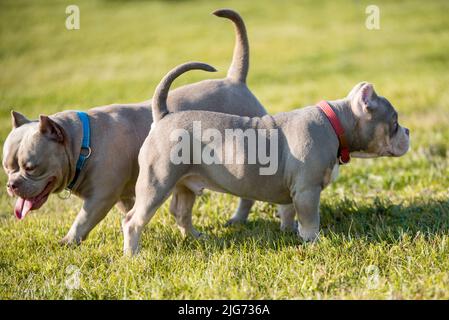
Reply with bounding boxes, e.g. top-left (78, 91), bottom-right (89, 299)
top-left (123, 62), bottom-right (410, 254)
